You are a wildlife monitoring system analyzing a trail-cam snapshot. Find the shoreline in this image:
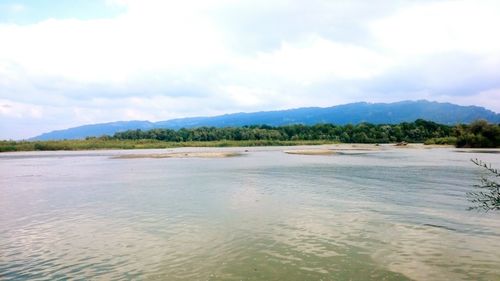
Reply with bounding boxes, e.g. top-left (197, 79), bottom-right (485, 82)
top-left (0, 139), bottom-right (463, 154)
top-left (111, 151), bottom-right (243, 159)
top-left (0, 139), bottom-right (338, 153)
top-left (2, 142), bottom-right (496, 158)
